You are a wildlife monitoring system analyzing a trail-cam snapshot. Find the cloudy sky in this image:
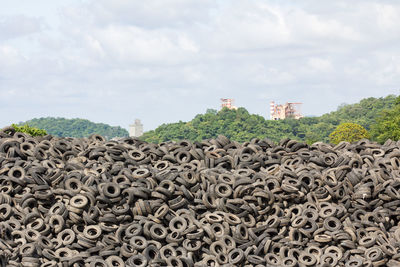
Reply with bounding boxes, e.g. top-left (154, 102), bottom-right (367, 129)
top-left (0, 0), bottom-right (399, 131)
